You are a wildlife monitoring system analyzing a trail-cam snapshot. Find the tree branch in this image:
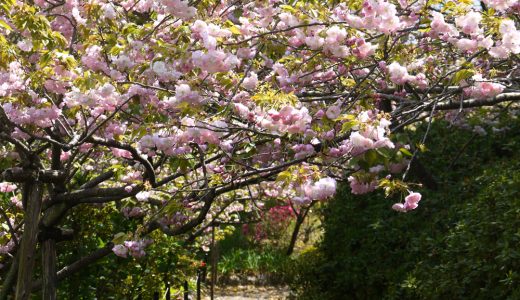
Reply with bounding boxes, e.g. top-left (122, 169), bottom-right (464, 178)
top-left (31, 243), bottom-right (114, 292)
top-left (434, 92), bottom-right (520, 110)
